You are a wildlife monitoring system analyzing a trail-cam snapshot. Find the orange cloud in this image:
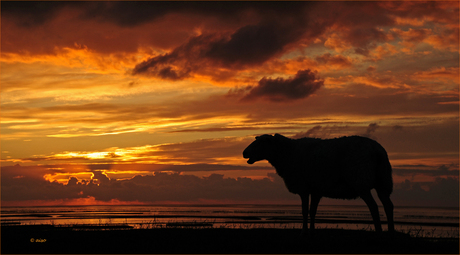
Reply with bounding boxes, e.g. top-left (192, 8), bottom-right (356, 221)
top-left (391, 28), bottom-right (432, 42)
top-left (424, 30), bottom-right (459, 52)
top-left (414, 67), bottom-right (460, 81)
top-left (324, 33), bottom-right (352, 53)
top-left (0, 46), bottom-right (148, 75)
top-left (315, 53), bottom-right (353, 69)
